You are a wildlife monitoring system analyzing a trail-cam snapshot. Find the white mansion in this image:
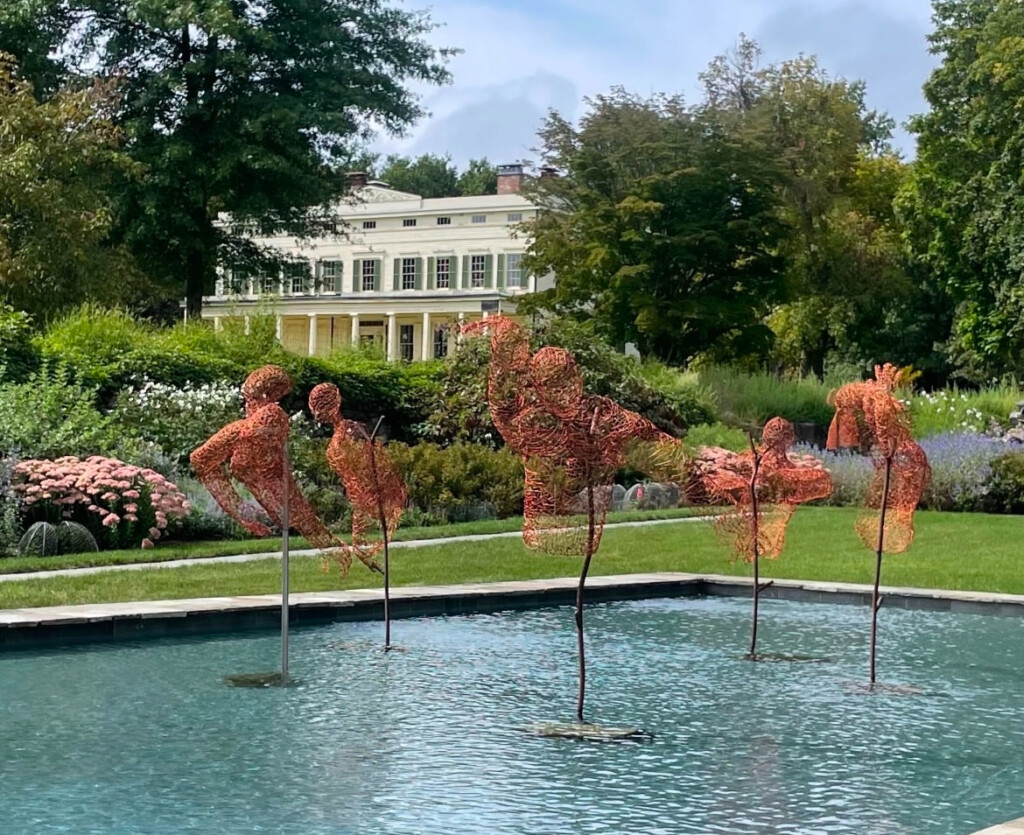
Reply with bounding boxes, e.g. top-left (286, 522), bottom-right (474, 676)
top-left (201, 165), bottom-right (551, 362)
